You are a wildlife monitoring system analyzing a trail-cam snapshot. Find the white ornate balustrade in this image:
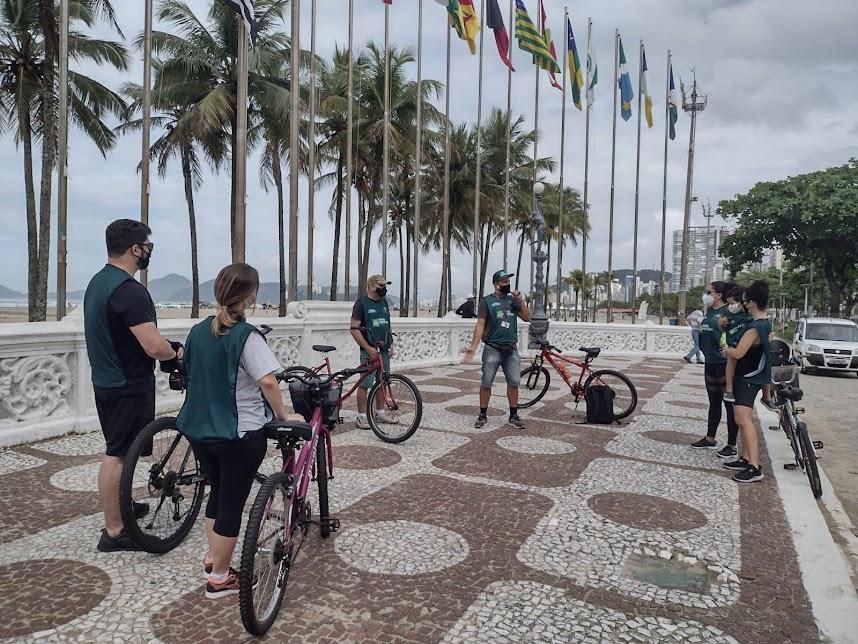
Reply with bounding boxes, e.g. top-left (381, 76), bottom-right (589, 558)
top-left (0, 302), bottom-right (690, 446)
